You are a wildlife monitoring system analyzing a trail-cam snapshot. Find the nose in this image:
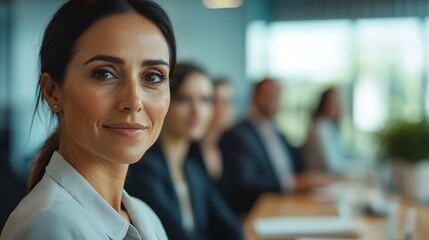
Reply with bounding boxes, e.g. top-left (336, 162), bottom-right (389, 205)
top-left (118, 79), bottom-right (143, 113)
top-left (190, 100), bottom-right (199, 117)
